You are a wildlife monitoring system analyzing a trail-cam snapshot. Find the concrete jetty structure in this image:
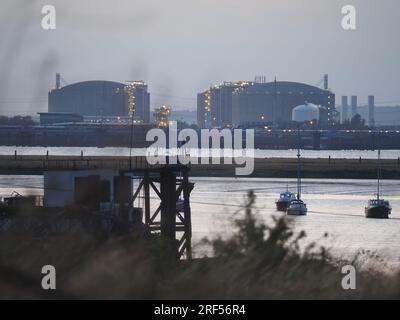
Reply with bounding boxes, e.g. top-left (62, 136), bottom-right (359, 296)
top-left (0, 156), bottom-right (194, 259)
